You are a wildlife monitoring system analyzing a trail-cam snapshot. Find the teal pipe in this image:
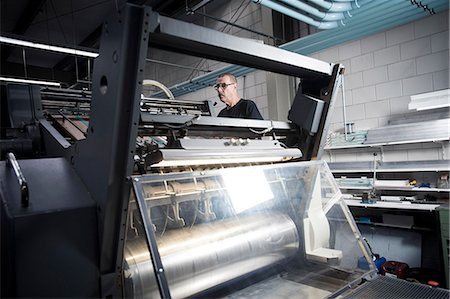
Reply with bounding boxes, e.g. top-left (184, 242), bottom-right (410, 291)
top-left (293, 0), bottom-right (445, 52)
top-left (253, 0), bottom-right (344, 29)
top-left (308, 0), bottom-right (355, 12)
top-left (278, 0), bottom-right (347, 21)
